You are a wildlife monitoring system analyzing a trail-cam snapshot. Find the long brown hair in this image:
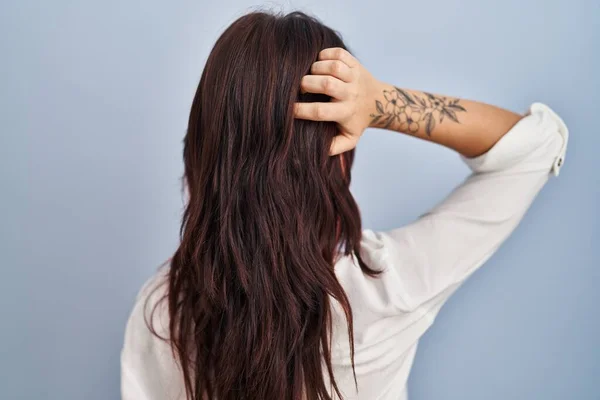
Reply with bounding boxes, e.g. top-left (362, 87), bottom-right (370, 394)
top-left (151, 10), bottom-right (381, 400)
